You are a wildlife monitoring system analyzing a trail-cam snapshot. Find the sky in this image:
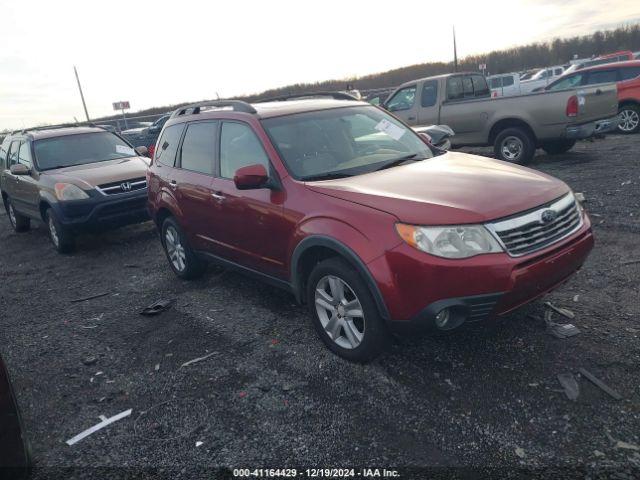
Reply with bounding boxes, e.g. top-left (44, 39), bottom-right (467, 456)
top-left (1, 0), bottom-right (639, 130)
